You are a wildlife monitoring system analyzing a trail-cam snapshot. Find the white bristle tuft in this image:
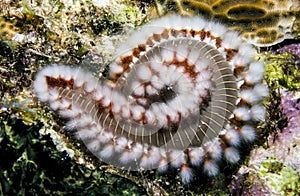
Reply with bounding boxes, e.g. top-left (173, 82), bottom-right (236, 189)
top-left (131, 105), bottom-right (145, 121)
top-left (176, 46), bottom-right (189, 62)
top-left (41, 65), bottom-right (59, 78)
top-left (188, 148), bottom-right (204, 166)
top-left (128, 143), bottom-right (144, 161)
top-left (109, 63), bottom-right (124, 75)
top-left (237, 80), bottom-right (245, 89)
top-left (149, 55), bottom-right (163, 70)
top-left (77, 115), bottom-right (94, 128)
top-left (114, 137), bottom-right (128, 153)
top-left (195, 58), bottom-right (211, 72)
top-left (245, 73), bottom-right (262, 84)
top-left (84, 79), bottom-right (98, 93)
top-left (59, 99), bottom-right (71, 109)
top-left (140, 148), bottom-right (161, 169)
top-left (49, 100), bottom-right (62, 110)
top-left (123, 29), bottom-right (150, 48)
top-left (187, 49), bottom-right (200, 65)
top-left (33, 73), bottom-right (49, 101)
top-left (197, 70), bottom-right (212, 81)
top-left (111, 101), bottom-right (122, 114)
top-left (61, 105), bottom-right (82, 118)
top-left (92, 87), bottom-right (104, 101)
top-left (157, 157), bottom-right (168, 173)
top-left (205, 21), bottom-right (227, 37)
top-left (187, 16), bottom-right (206, 30)
top-left (156, 150), bottom-right (168, 172)
top-left (59, 108), bottom-right (77, 118)
top-left (233, 107), bottom-right (251, 121)
top-left (121, 105), bottom-right (130, 119)
top-left (240, 89), bottom-right (260, 103)
top-left (224, 129), bottom-right (241, 146)
top-left (99, 144), bottom-right (115, 159)
top-left (151, 75), bottom-right (164, 89)
top-left (181, 164), bottom-right (193, 184)
top-left (160, 48), bottom-right (174, 63)
top-left (86, 139), bottom-right (101, 152)
top-left (224, 147), bottom-right (240, 163)
top-left (146, 85), bottom-right (157, 95)
top-left (97, 131), bottom-right (113, 144)
top-left (205, 139), bottom-right (222, 161)
top-left (240, 125), bottom-right (256, 142)
top-left (250, 105), bottom-right (266, 121)
top-left (203, 160), bottom-right (219, 176)
top-left (170, 150), bottom-right (186, 168)
top-left (119, 151), bottom-right (130, 164)
top-left (244, 62), bottom-right (265, 84)
top-left (65, 118), bottom-right (79, 130)
top-left (131, 81), bottom-right (144, 96)
top-left (101, 97), bottom-right (111, 107)
top-left (249, 61), bottom-right (265, 74)
top-left (59, 66), bottom-right (72, 80)
top-left (237, 43), bottom-right (256, 60)
top-left (48, 89), bottom-right (59, 102)
top-left (75, 128), bottom-right (98, 140)
top-left (222, 31), bottom-right (241, 49)
top-left (137, 65), bottom-right (152, 81)
top-left (253, 84), bottom-right (269, 98)
top-left (111, 92), bottom-right (126, 110)
top-left (73, 71), bottom-right (88, 88)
